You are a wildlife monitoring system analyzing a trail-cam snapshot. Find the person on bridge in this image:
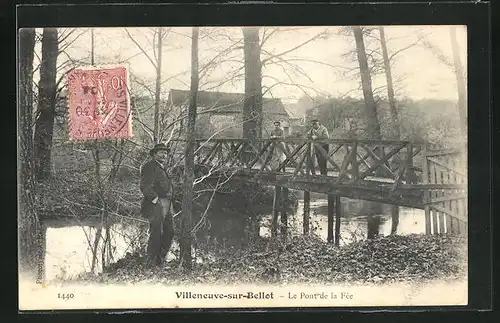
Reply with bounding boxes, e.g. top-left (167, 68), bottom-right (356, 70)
top-left (308, 119), bottom-right (330, 175)
top-left (270, 121), bottom-right (286, 169)
top-left (270, 121), bottom-right (284, 139)
top-left (140, 143), bottom-right (175, 267)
